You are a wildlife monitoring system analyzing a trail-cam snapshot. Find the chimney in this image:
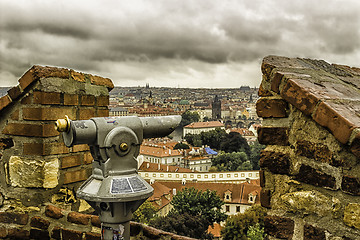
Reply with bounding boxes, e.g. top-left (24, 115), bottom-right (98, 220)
top-left (182, 179), bottom-right (186, 185)
top-left (167, 165), bottom-right (169, 172)
top-left (147, 162), bottom-right (150, 168)
top-left (158, 163), bottom-right (161, 170)
top-left (173, 188), bottom-right (177, 195)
